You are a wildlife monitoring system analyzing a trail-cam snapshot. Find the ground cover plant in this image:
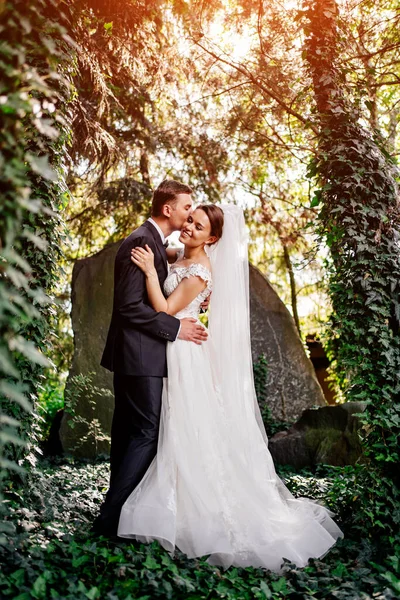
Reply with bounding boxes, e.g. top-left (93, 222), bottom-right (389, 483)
top-left (1, 457), bottom-right (399, 600)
